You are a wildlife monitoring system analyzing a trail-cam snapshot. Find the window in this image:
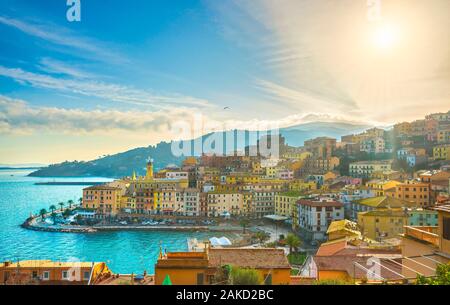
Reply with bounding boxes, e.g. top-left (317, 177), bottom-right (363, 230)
top-left (197, 273), bottom-right (204, 285)
top-left (43, 271), bottom-right (50, 280)
top-left (83, 271), bottom-right (90, 281)
top-left (62, 271), bottom-right (69, 280)
top-left (264, 274), bottom-right (272, 285)
top-left (443, 217), bottom-right (450, 240)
